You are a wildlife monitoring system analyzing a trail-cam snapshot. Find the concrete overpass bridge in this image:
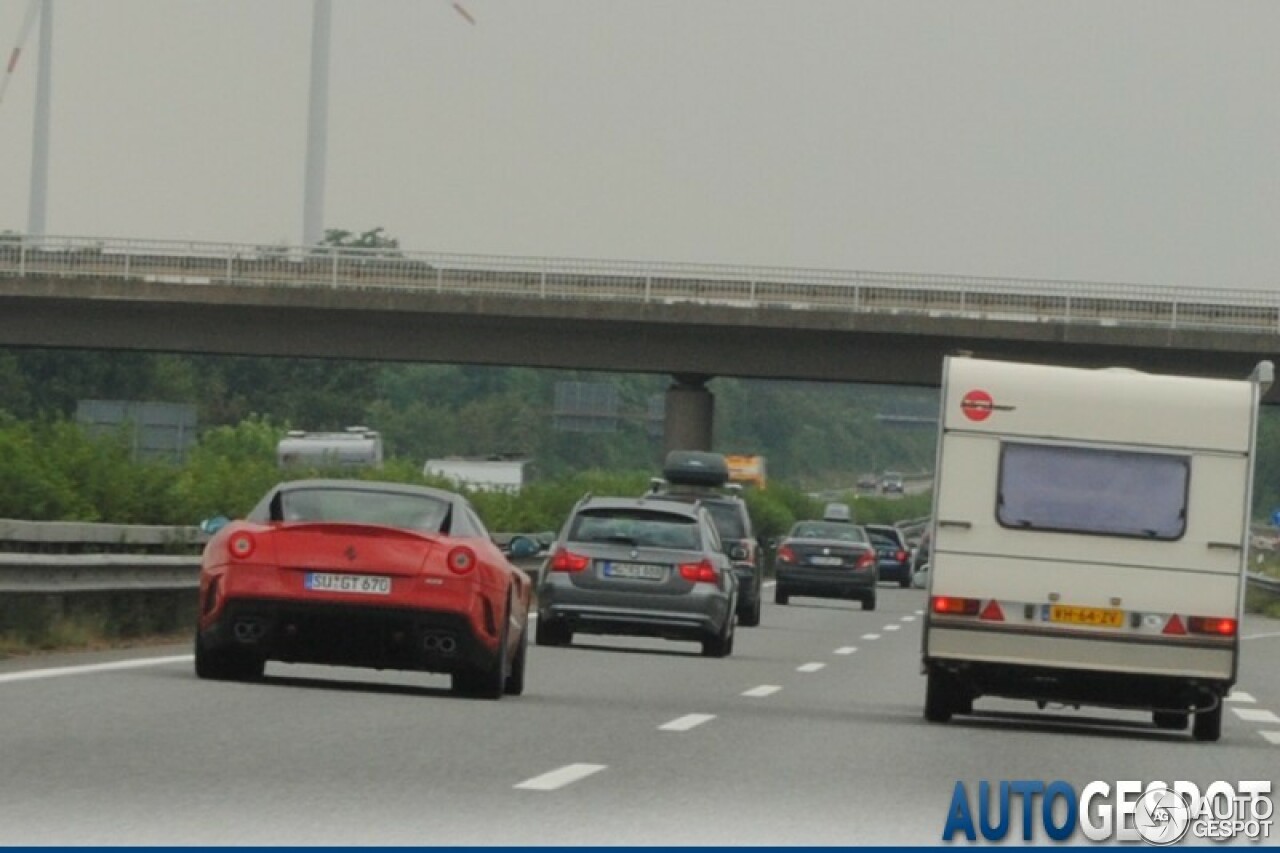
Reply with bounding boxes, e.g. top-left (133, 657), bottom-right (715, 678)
top-left (2, 236), bottom-right (1279, 449)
